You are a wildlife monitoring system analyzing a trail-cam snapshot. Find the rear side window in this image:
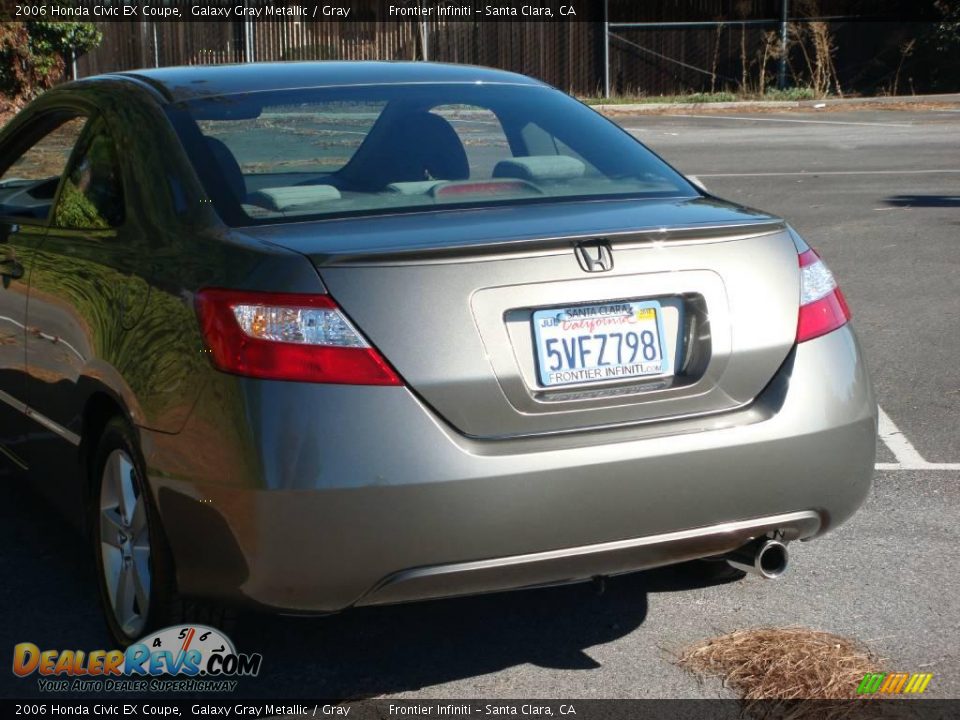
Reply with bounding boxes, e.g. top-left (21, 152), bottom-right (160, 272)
top-left (432, 105), bottom-right (512, 179)
top-left (52, 119), bottom-right (125, 230)
top-left (166, 83), bottom-right (697, 225)
top-left (199, 100), bottom-right (385, 177)
top-left (0, 115), bottom-right (88, 222)
top-left (520, 121), bottom-right (598, 173)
